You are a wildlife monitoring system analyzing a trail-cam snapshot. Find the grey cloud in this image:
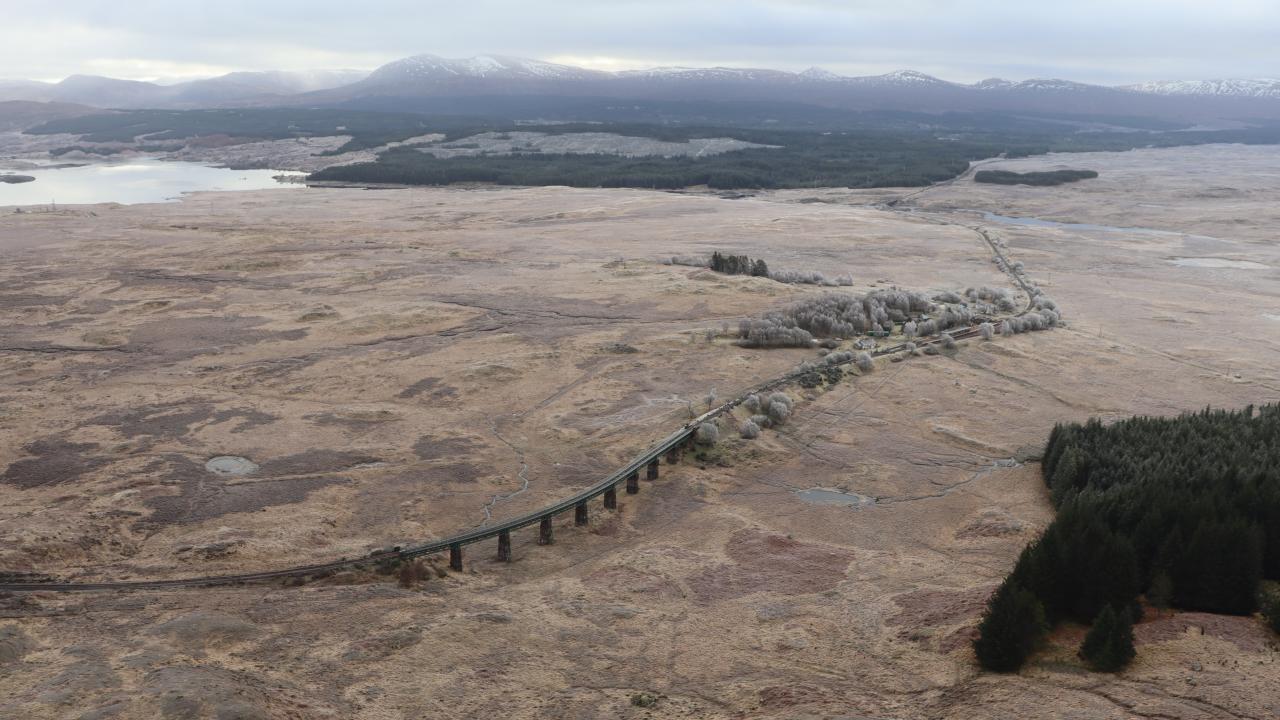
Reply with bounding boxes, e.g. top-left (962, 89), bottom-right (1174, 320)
top-left (2, 1), bottom-right (1277, 84)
